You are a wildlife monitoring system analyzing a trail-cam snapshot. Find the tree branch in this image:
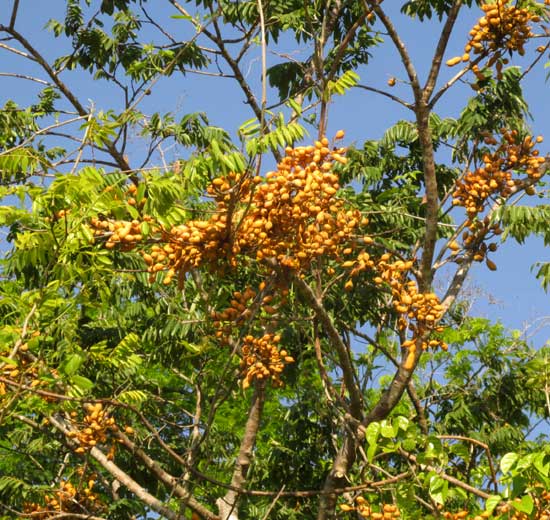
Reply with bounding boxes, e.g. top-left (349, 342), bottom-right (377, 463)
top-left (217, 383), bottom-right (266, 520)
top-left (364, 0), bottom-right (421, 101)
top-left (355, 83), bottom-right (413, 110)
top-left (47, 416), bottom-right (184, 520)
top-left (0, 71), bottom-right (50, 85)
top-left (415, 106), bottom-right (439, 290)
top-left (292, 275), bottom-right (363, 418)
top-left (9, 0), bottom-right (20, 29)
top-left (423, 1), bottom-right (463, 99)
top-left (115, 431), bottom-right (219, 520)
top-left (397, 448), bottom-right (491, 499)
top-left (0, 24), bottom-right (132, 175)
